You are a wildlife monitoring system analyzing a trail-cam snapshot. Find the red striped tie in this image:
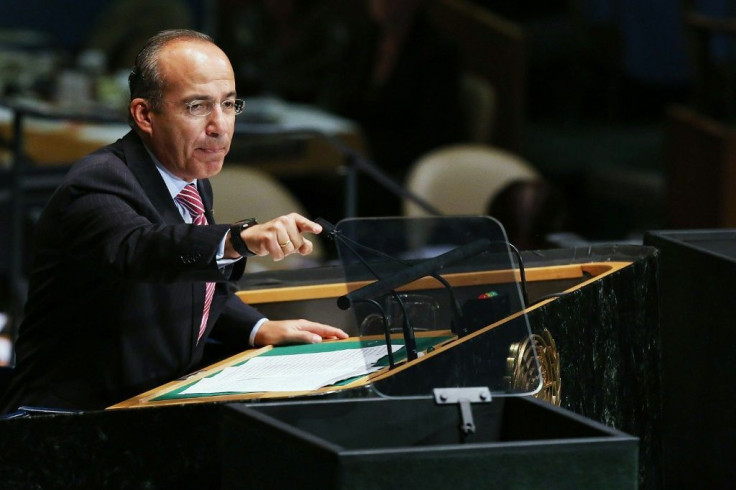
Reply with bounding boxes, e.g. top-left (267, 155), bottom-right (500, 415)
top-left (175, 183), bottom-right (215, 343)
